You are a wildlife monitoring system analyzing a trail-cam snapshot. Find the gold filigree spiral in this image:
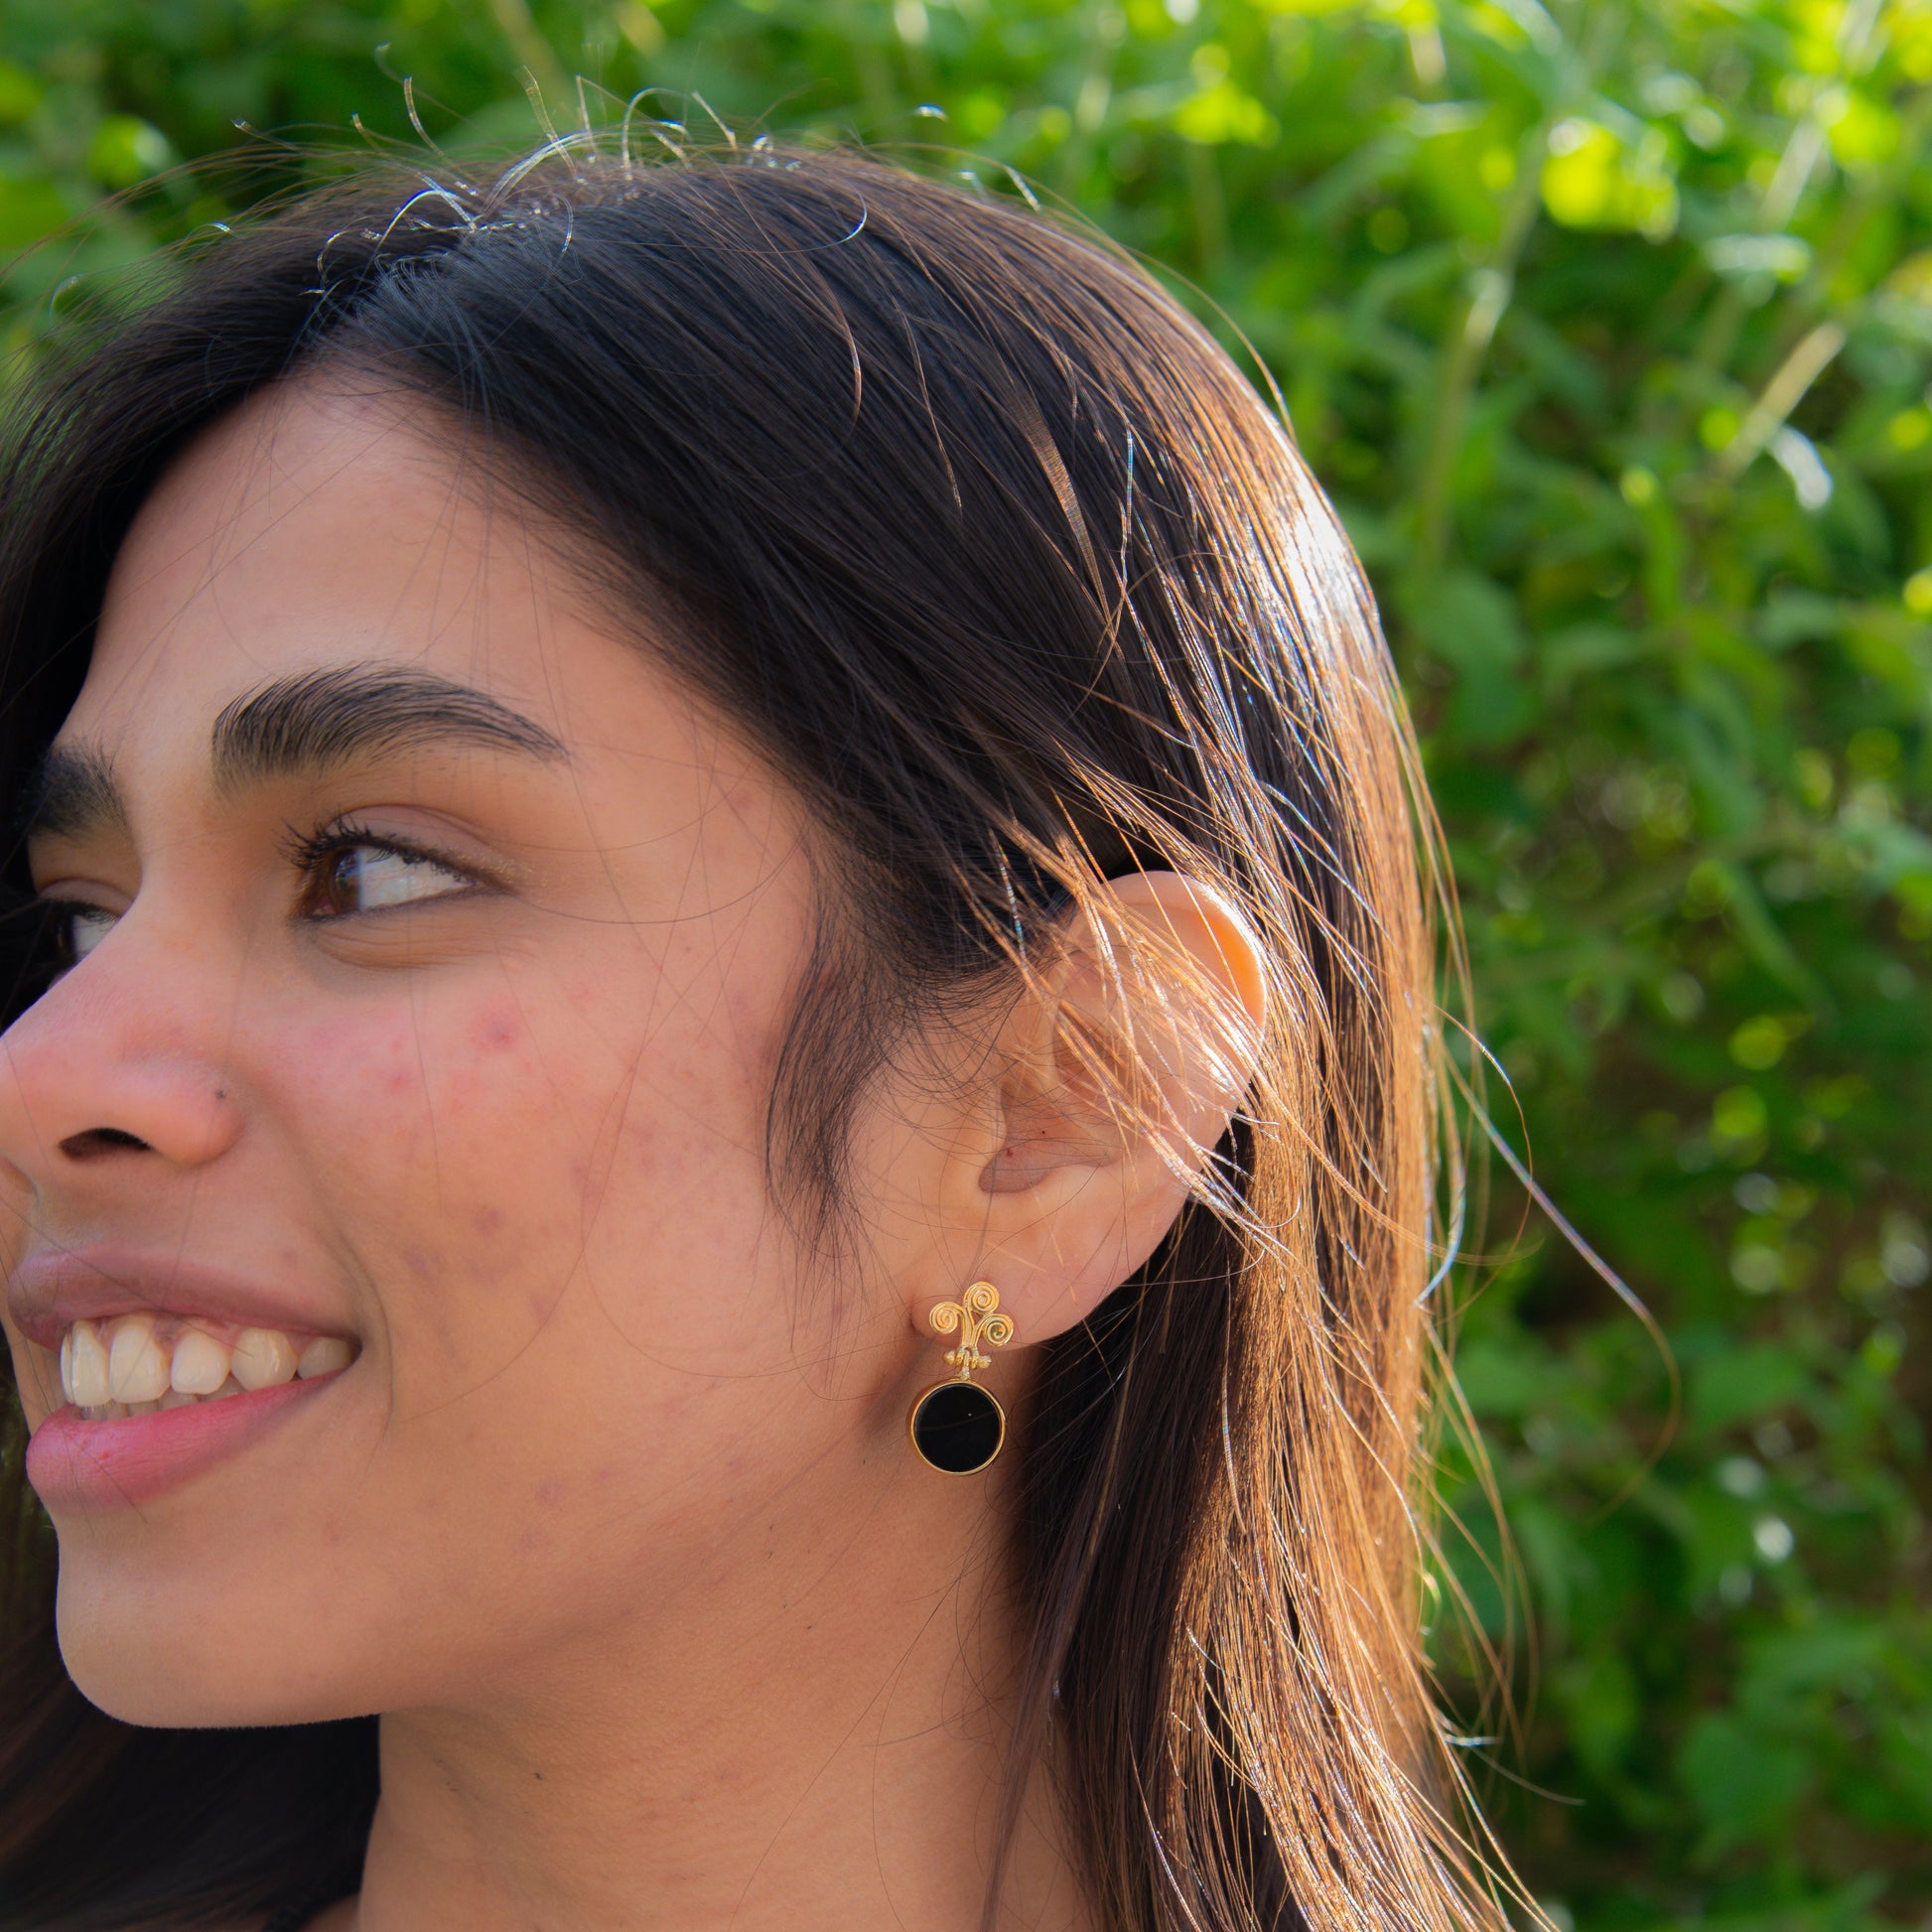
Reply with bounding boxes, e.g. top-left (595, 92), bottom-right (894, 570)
top-left (928, 1280), bottom-right (1016, 1377)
